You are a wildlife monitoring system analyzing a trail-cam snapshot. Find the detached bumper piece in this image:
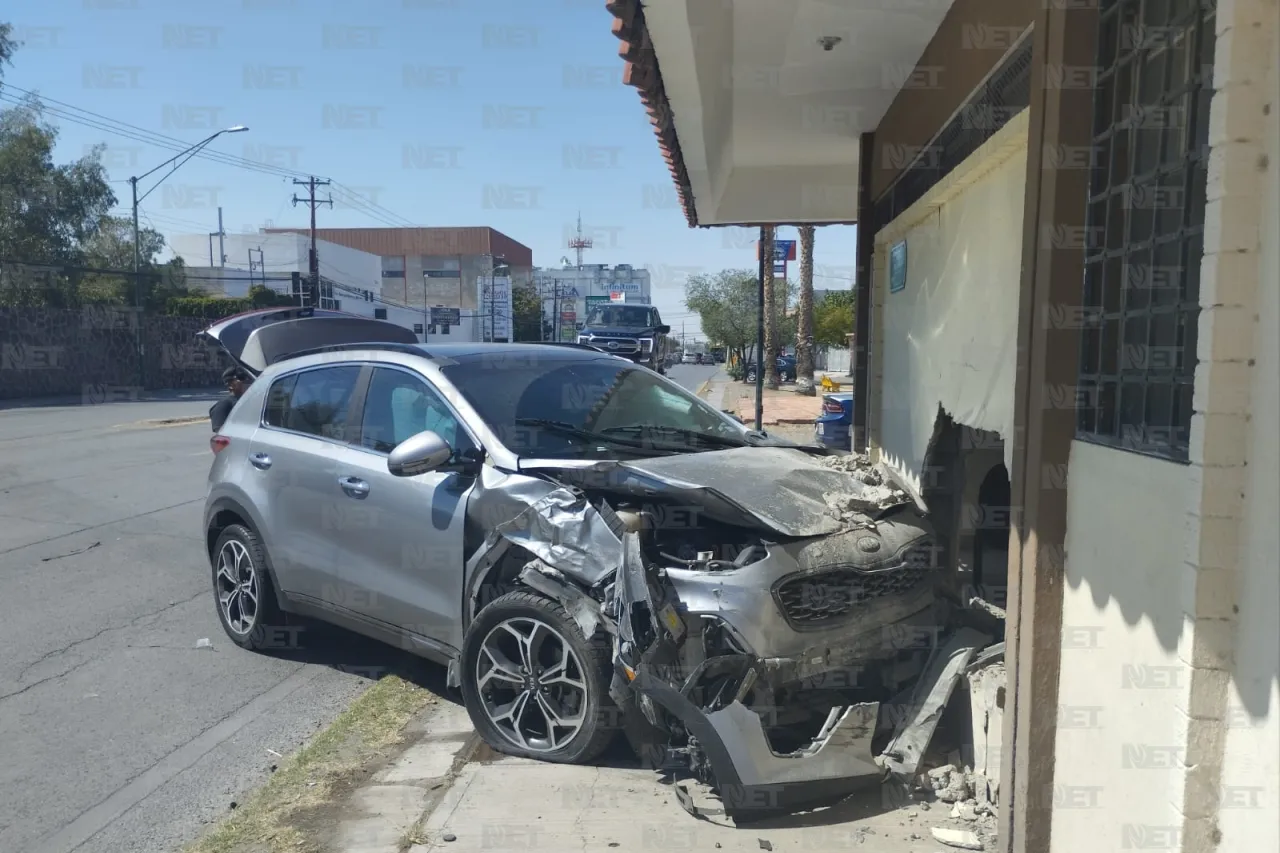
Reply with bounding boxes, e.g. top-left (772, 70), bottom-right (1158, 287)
top-left (633, 672), bottom-right (883, 820)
